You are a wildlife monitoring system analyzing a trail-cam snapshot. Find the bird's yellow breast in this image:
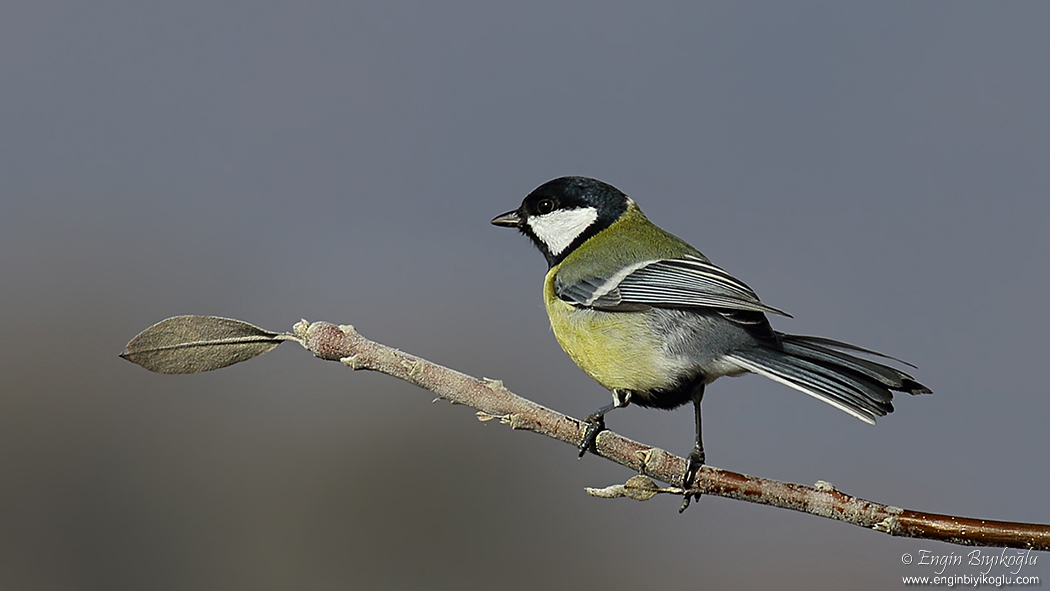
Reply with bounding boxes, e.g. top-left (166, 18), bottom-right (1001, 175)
top-left (543, 268), bottom-right (672, 393)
